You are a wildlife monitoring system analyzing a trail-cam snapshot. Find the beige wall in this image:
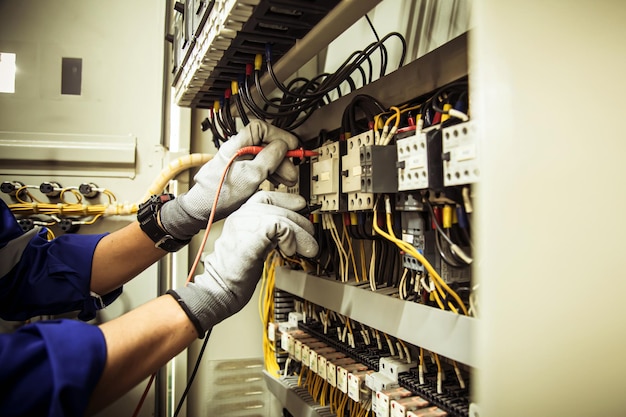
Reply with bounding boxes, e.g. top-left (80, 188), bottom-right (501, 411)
top-left (471, 1), bottom-right (626, 415)
top-left (0, 2), bottom-right (167, 416)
